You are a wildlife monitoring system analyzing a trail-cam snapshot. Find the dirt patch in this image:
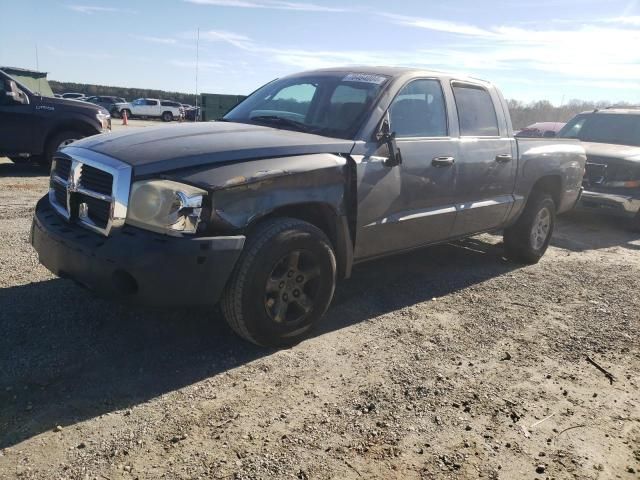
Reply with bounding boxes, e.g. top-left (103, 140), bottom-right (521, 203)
top-left (1, 159), bottom-right (639, 479)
